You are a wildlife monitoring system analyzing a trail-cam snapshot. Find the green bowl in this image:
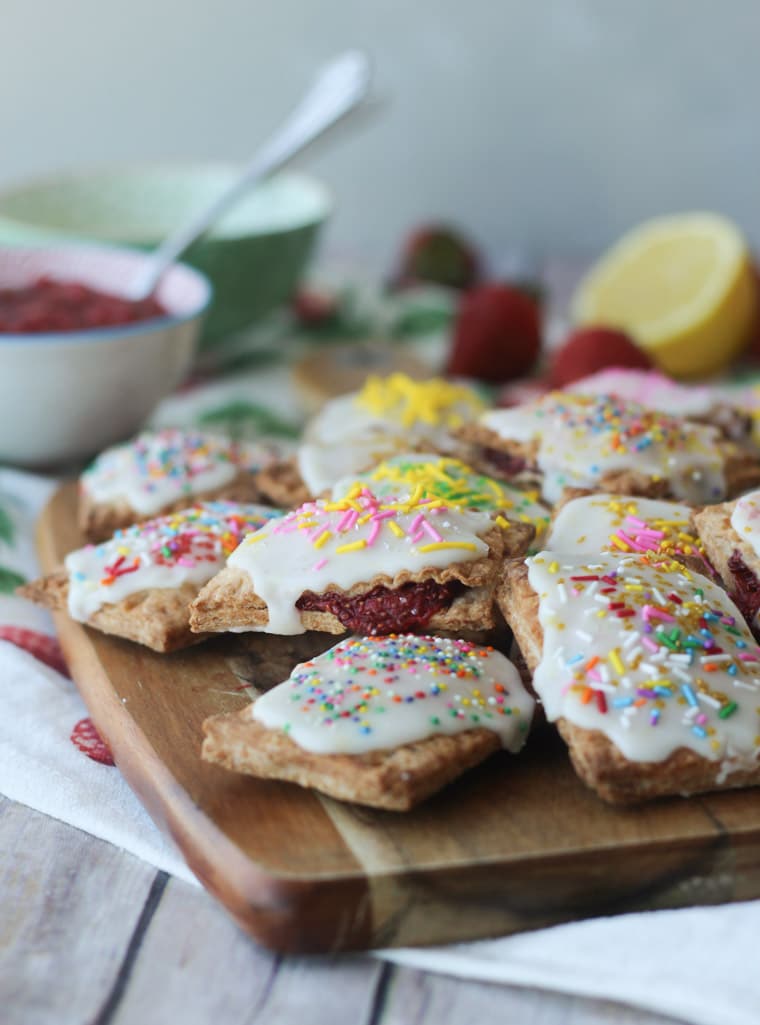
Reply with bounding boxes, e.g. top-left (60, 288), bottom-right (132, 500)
top-left (0, 164), bottom-right (331, 345)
